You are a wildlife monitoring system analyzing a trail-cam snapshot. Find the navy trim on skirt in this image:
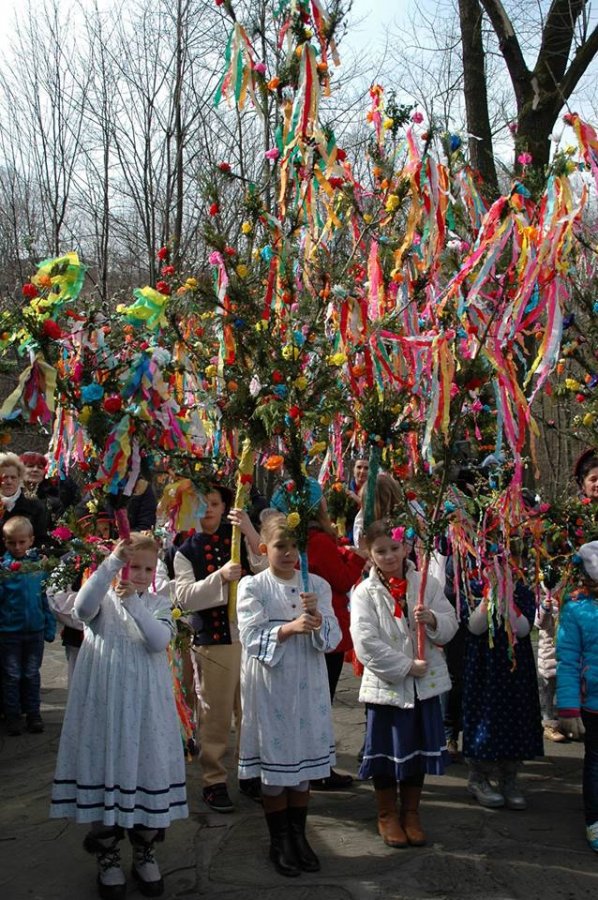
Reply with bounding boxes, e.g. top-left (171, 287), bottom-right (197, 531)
top-left (359, 696), bottom-right (450, 781)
